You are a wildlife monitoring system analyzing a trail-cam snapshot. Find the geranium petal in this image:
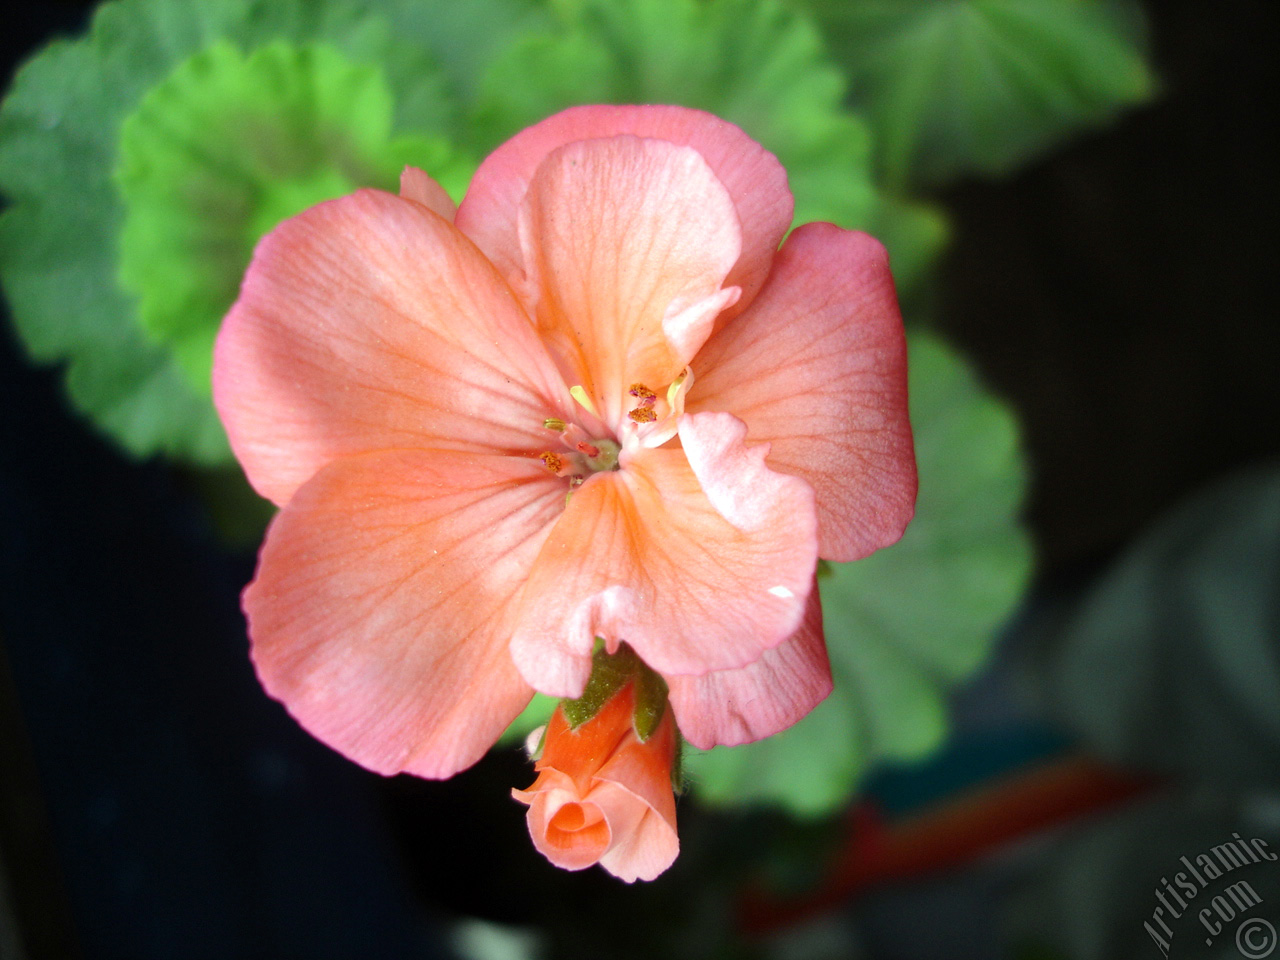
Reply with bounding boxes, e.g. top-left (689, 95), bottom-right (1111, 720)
top-left (518, 136), bottom-right (741, 425)
top-left (536, 692), bottom-right (632, 795)
top-left (688, 223), bottom-right (916, 561)
top-left (668, 579), bottom-right (831, 749)
top-left (514, 770), bottom-right (613, 871)
top-left (594, 704), bottom-right (678, 825)
top-left (592, 782), bottom-right (679, 884)
top-left (456, 104), bottom-right (792, 318)
top-left (214, 189), bottom-right (569, 506)
top-left (245, 449), bottom-right (563, 779)
top-left (509, 426), bottom-right (817, 696)
top-left (399, 165), bottom-right (457, 221)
